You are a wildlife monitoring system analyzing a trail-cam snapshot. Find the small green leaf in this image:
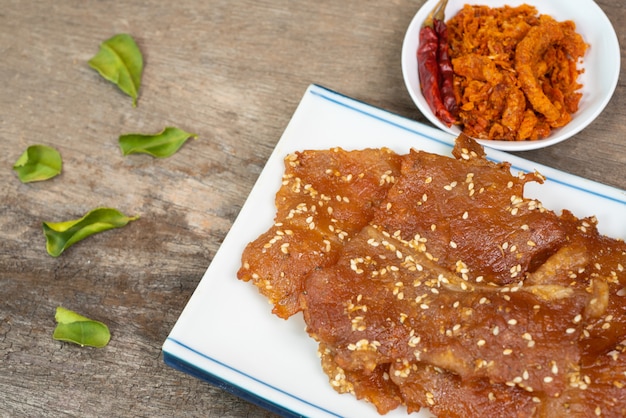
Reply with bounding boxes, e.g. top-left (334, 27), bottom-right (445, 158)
top-left (119, 126), bottom-right (197, 158)
top-left (88, 33), bottom-right (143, 106)
top-left (53, 306), bottom-right (111, 348)
top-left (13, 144), bottom-right (62, 183)
top-left (43, 207), bottom-right (139, 257)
